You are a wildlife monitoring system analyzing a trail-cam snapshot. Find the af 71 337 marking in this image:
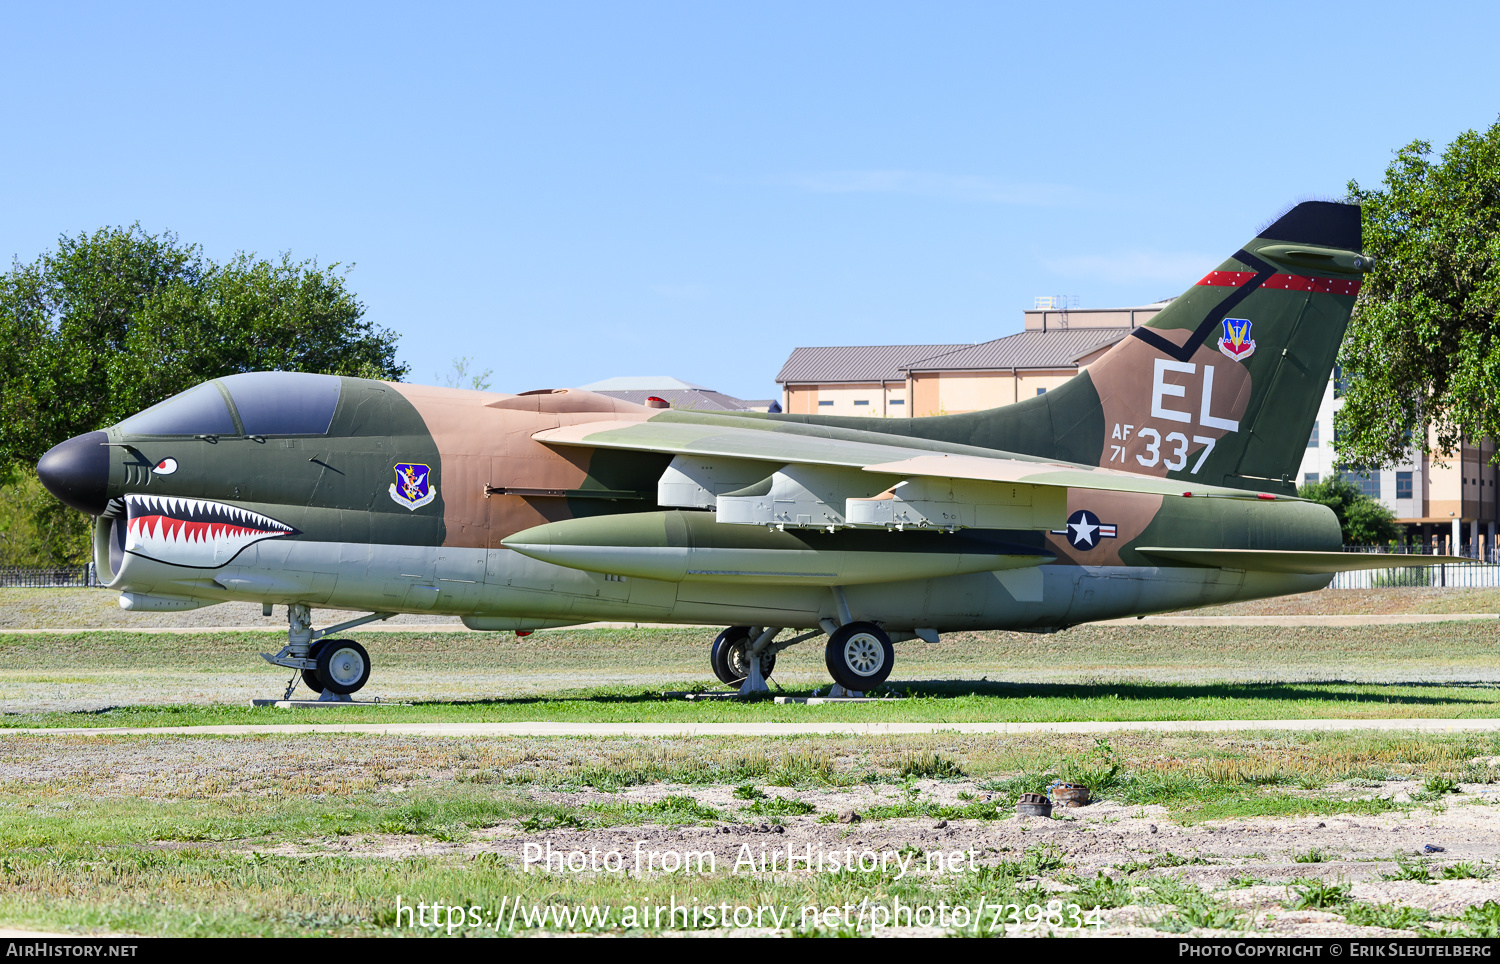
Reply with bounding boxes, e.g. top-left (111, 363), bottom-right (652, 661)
top-left (1105, 358), bottom-right (1240, 472)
